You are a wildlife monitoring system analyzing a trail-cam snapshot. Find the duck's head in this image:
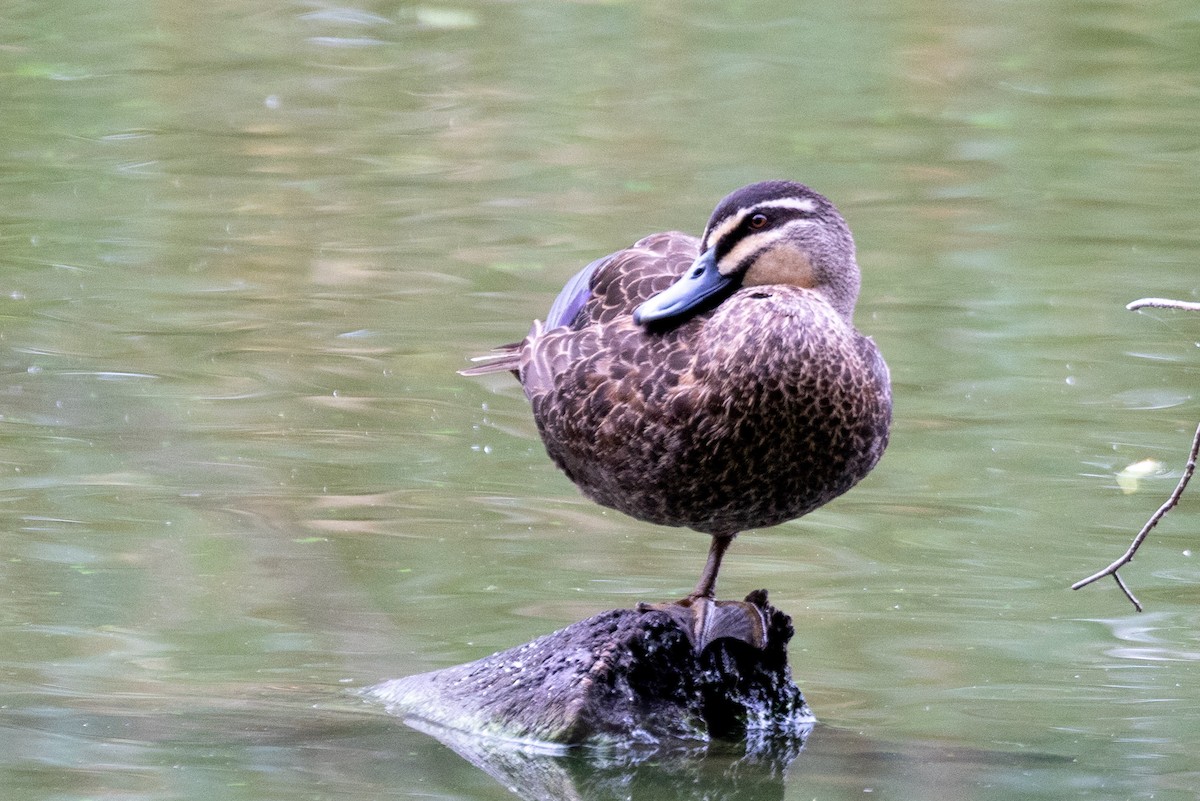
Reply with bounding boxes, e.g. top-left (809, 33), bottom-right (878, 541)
top-left (633, 181), bottom-right (860, 327)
